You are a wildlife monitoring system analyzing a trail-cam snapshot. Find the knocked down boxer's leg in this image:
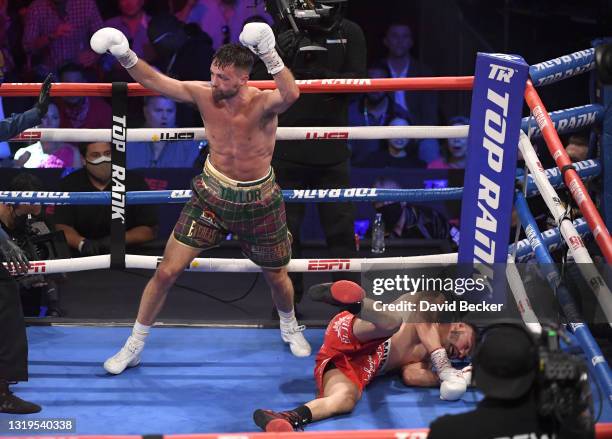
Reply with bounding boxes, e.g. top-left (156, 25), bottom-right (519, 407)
top-left (253, 363), bottom-right (361, 432)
